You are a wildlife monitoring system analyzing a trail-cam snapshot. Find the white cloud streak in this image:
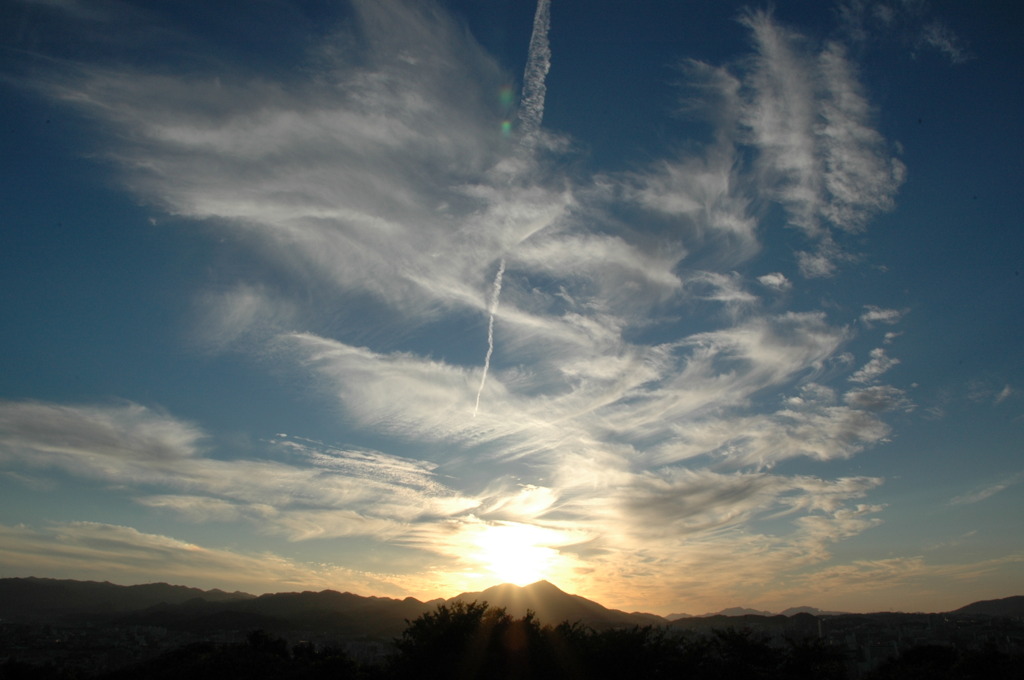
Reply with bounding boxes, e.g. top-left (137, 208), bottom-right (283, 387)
top-left (0, 400), bottom-right (478, 542)
top-left (758, 272), bottom-right (791, 291)
top-left (950, 473), bottom-right (1023, 506)
top-left (0, 521), bottom-right (418, 597)
top-left (517, 0), bottom-right (552, 147)
top-left (837, 1), bottom-right (973, 65)
top-left (850, 347), bottom-right (900, 383)
top-left (474, 258), bottom-right (506, 417)
top-left (860, 305), bottom-right (907, 326)
top-left (740, 10), bottom-right (905, 273)
top-left (919, 20), bottom-right (973, 64)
